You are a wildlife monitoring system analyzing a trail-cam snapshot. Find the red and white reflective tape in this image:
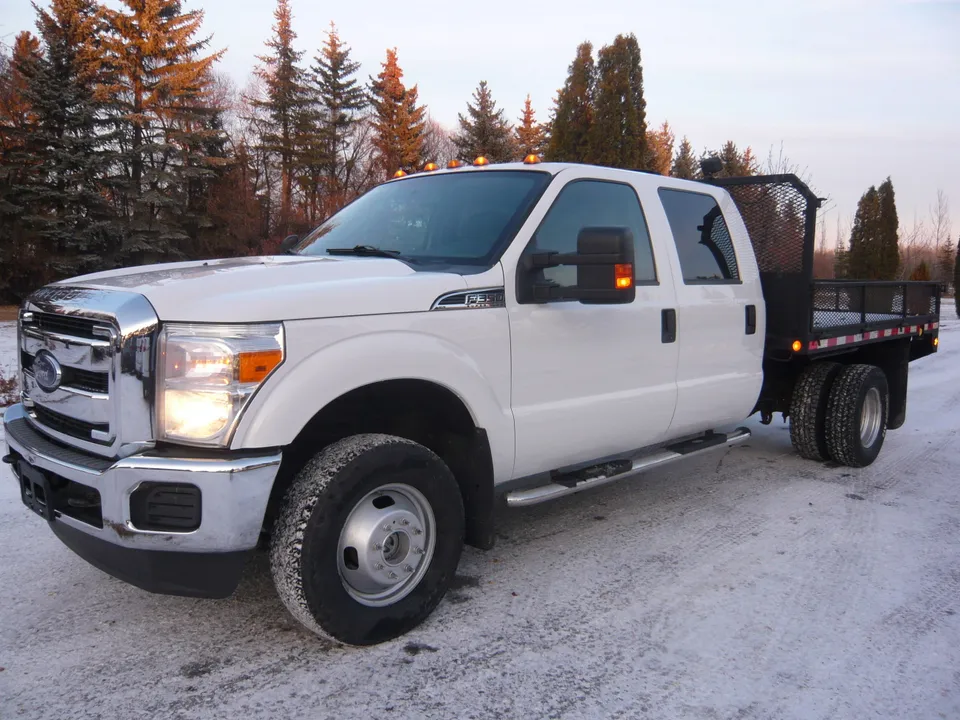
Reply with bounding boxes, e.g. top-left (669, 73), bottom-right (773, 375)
top-left (807, 321), bottom-right (938, 352)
